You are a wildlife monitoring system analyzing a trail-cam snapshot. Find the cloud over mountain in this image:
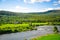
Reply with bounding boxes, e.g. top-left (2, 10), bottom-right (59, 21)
top-left (24, 0), bottom-right (51, 3)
